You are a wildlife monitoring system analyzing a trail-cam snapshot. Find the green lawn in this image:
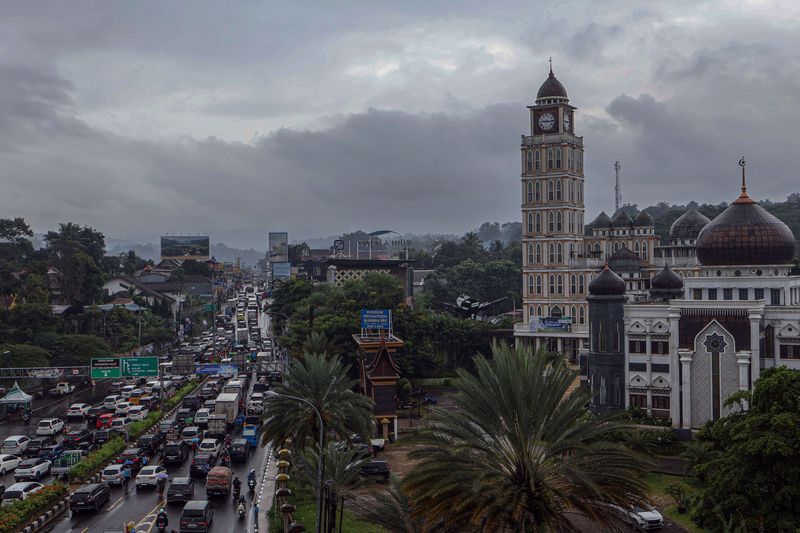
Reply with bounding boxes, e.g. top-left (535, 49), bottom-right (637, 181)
top-left (270, 480), bottom-right (386, 533)
top-left (641, 472), bottom-right (706, 533)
